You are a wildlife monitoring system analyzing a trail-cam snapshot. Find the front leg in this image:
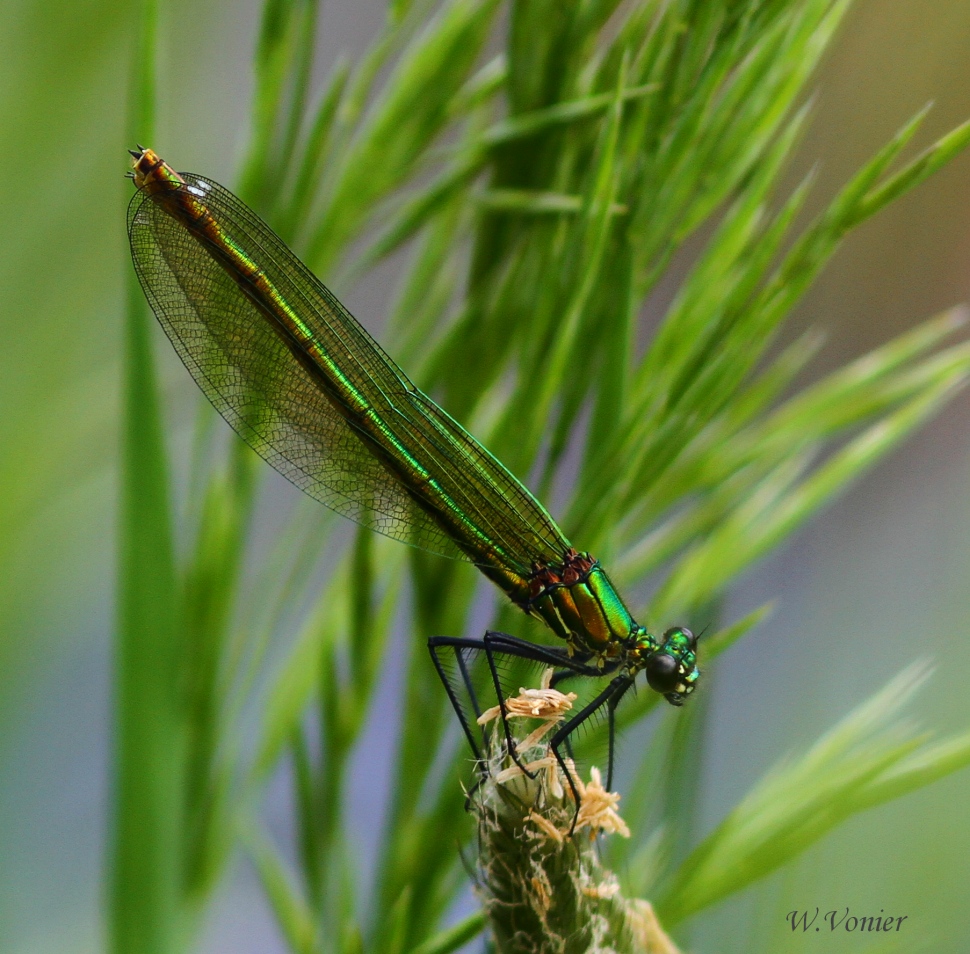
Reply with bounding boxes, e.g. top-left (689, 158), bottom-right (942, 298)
top-left (548, 674), bottom-right (634, 835)
top-left (549, 654), bottom-right (622, 688)
top-left (428, 632), bottom-right (604, 773)
top-left (548, 658), bottom-right (625, 762)
top-left (482, 632), bottom-right (538, 779)
top-left (603, 677), bottom-right (634, 791)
